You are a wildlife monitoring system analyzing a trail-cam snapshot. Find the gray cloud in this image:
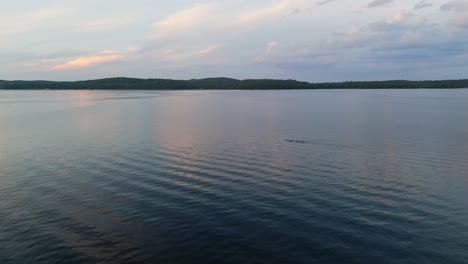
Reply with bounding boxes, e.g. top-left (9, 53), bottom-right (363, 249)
top-left (414, 1), bottom-right (433, 10)
top-left (259, 6), bottom-right (468, 81)
top-left (368, 0), bottom-right (395, 8)
top-left (317, 0), bottom-right (337, 5)
top-left (440, 0), bottom-right (468, 30)
top-left (440, 0), bottom-right (468, 11)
